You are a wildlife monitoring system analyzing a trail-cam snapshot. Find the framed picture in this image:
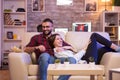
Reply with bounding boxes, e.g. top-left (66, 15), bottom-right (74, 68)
top-left (56, 0), bottom-right (73, 6)
top-left (32, 0), bottom-right (45, 12)
top-left (85, 0), bottom-right (98, 12)
top-left (72, 22), bottom-right (91, 32)
top-left (54, 28), bottom-right (68, 33)
top-left (7, 31), bottom-right (13, 39)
